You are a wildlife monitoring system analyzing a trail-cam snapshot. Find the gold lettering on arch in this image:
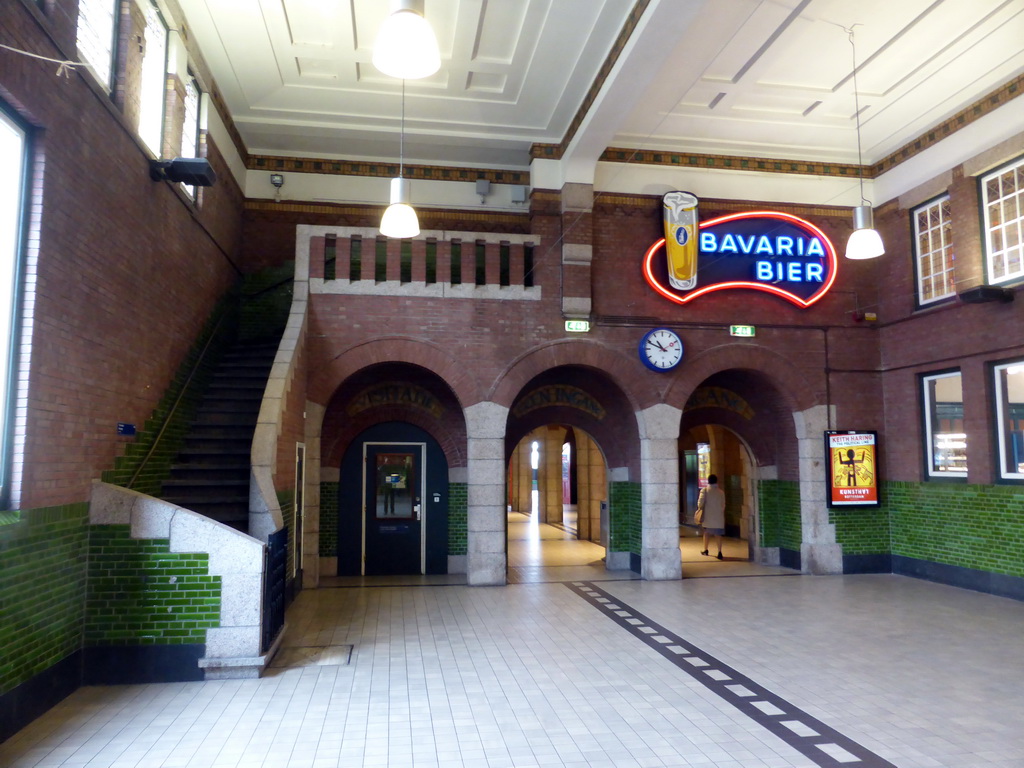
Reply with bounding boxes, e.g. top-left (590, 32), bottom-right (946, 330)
top-left (347, 382), bottom-right (445, 419)
top-left (684, 387), bottom-right (755, 420)
top-left (512, 385), bottom-right (606, 420)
